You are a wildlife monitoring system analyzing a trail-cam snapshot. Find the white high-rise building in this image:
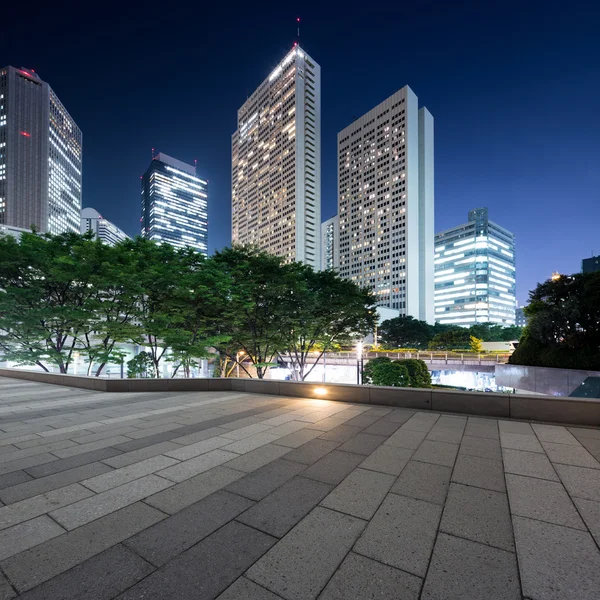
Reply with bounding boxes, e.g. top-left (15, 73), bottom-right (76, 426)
top-left (321, 215), bottom-right (339, 270)
top-left (0, 66), bottom-right (82, 234)
top-left (434, 208), bottom-right (516, 326)
top-left (232, 45), bottom-right (321, 269)
top-left (338, 86), bottom-right (434, 322)
top-left (81, 207), bottom-right (130, 246)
